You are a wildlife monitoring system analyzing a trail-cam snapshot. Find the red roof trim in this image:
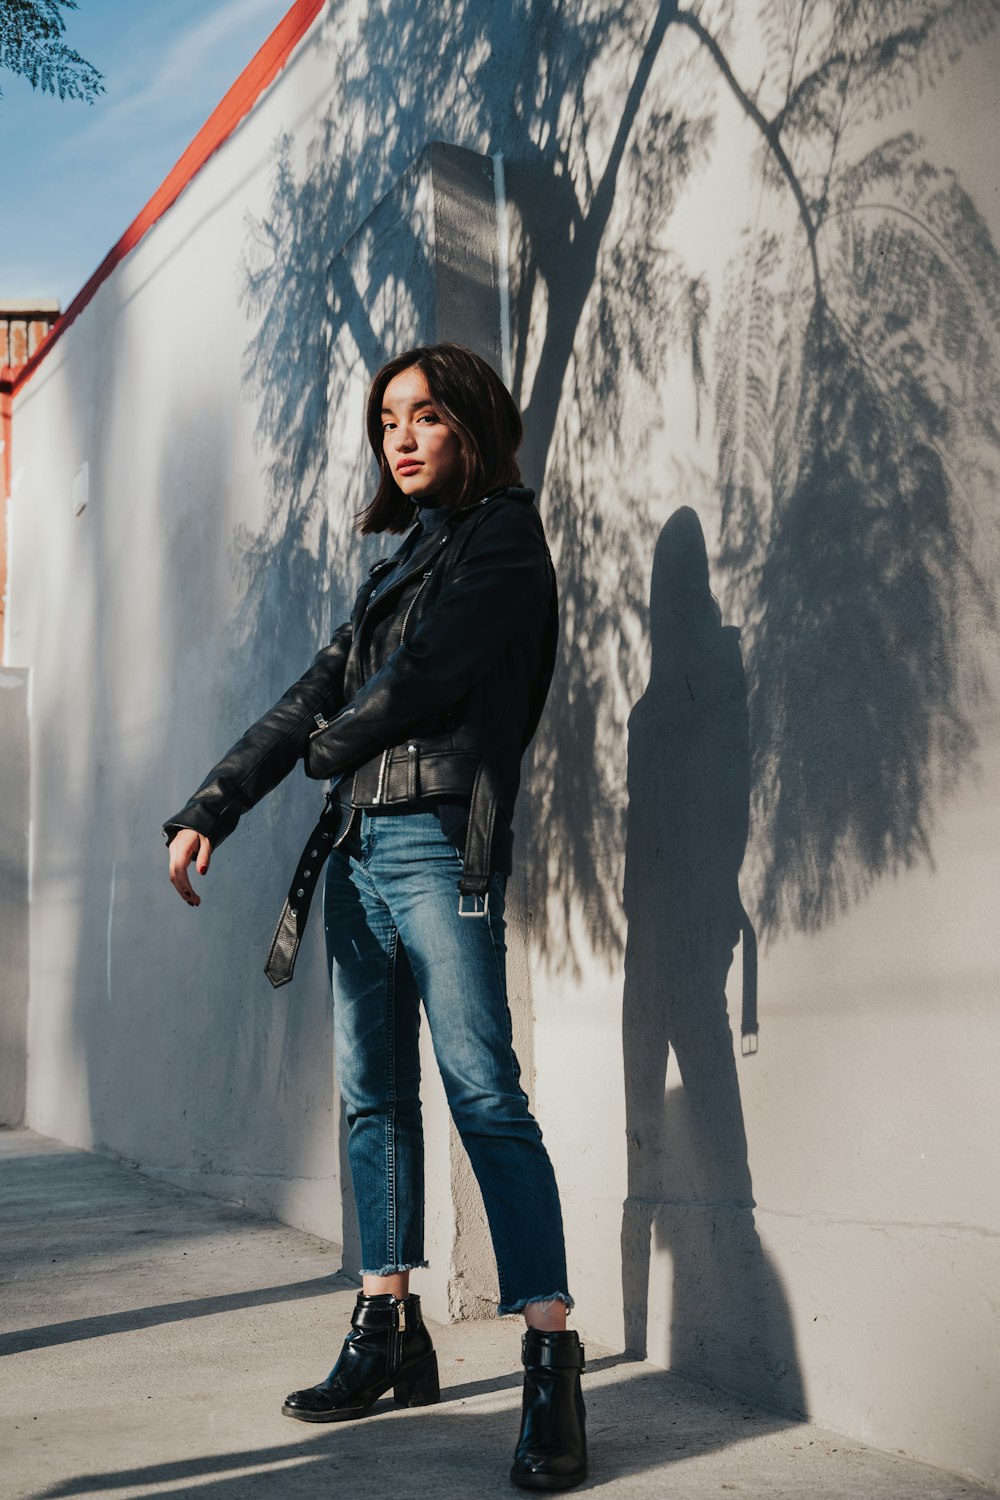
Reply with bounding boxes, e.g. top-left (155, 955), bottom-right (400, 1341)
top-left (9, 0), bottom-right (325, 398)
